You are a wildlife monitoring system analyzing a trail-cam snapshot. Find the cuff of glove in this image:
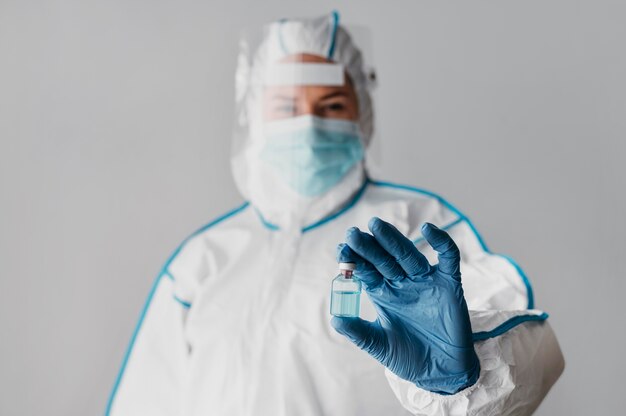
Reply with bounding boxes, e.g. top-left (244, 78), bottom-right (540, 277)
top-left (412, 356), bottom-right (481, 395)
top-left (384, 309), bottom-right (554, 414)
top-left (385, 366), bottom-right (483, 411)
